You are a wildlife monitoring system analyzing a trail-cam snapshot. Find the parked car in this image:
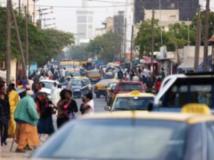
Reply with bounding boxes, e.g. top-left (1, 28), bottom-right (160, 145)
top-left (106, 90), bottom-right (154, 111)
top-left (67, 77), bottom-right (92, 98)
top-left (154, 72), bottom-right (214, 112)
top-left (94, 79), bottom-right (118, 98)
top-left (33, 110), bottom-right (214, 160)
